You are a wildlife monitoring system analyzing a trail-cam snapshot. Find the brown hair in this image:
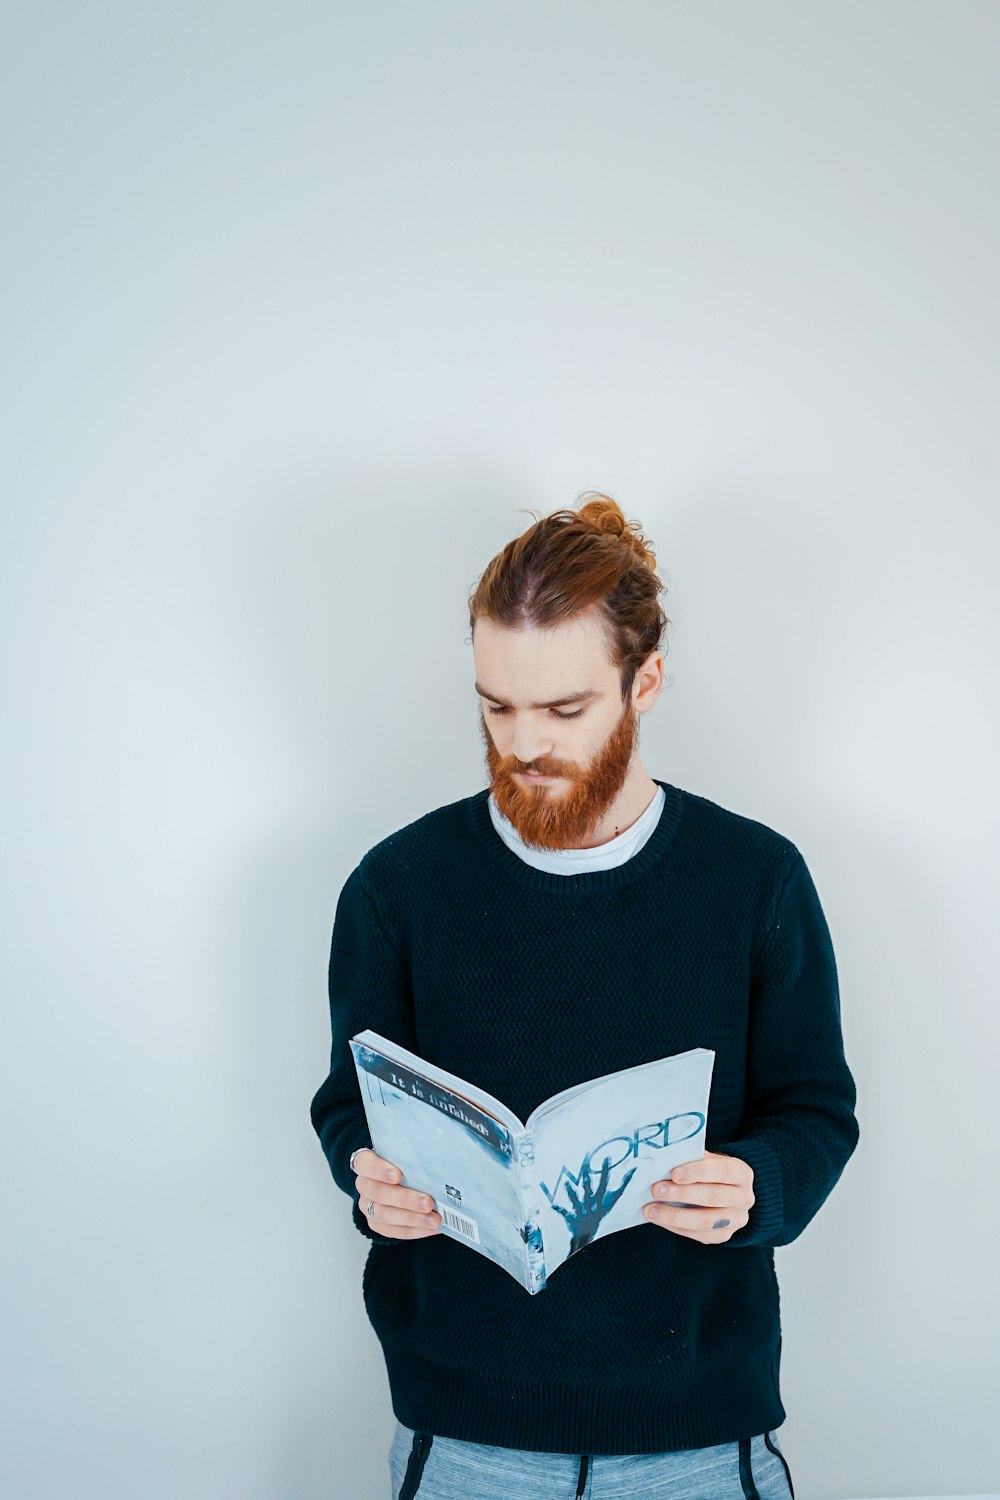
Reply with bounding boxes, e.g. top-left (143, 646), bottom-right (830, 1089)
top-left (468, 491), bottom-right (669, 703)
